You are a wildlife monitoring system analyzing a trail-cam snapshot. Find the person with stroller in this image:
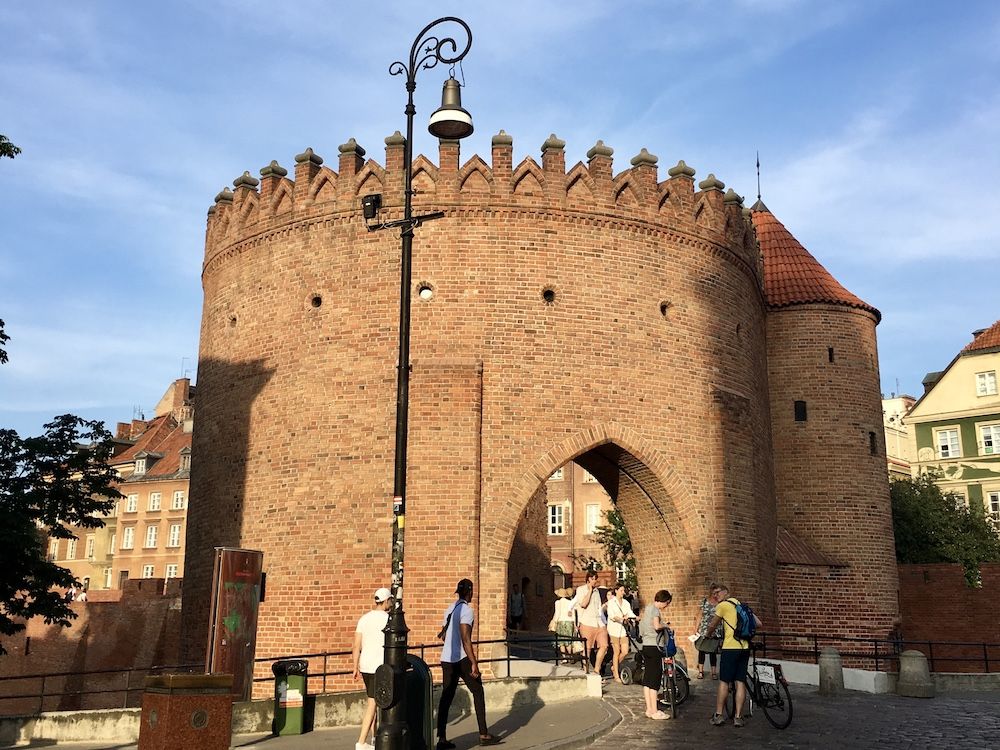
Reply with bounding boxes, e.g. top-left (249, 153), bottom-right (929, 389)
top-left (692, 583), bottom-right (723, 679)
top-left (639, 588), bottom-right (672, 720)
top-left (604, 581), bottom-right (636, 683)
